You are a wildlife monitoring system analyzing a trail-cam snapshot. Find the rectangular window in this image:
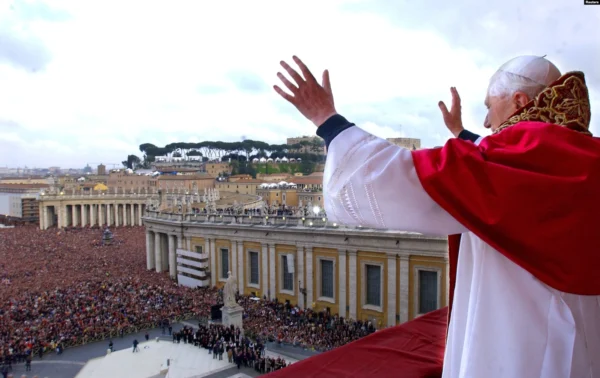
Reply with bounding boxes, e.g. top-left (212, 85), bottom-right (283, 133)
top-left (365, 265), bottom-right (382, 307)
top-left (320, 260), bottom-right (334, 298)
top-left (419, 270), bottom-right (439, 314)
top-left (195, 245), bottom-right (202, 254)
top-left (249, 251), bottom-right (259, 285)
top-left (282, 255), bottom-right (294, 291)
top-left (220, 248), bottom-right (229, 279)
